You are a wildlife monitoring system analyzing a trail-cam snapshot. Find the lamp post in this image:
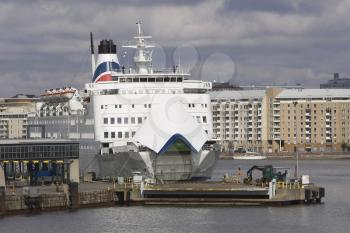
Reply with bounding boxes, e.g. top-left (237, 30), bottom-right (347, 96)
top-left (293, 101), bottom-right (299, 178)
